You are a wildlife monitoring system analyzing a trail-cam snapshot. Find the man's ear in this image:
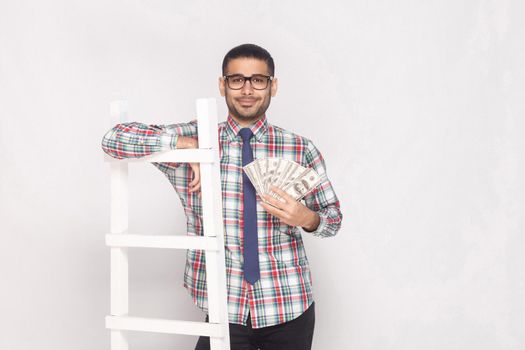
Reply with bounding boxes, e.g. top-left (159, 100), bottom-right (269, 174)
top-left (270, 77), bottom-right (278, 97)
top-left (219, 76), bottom-right (225, 97)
